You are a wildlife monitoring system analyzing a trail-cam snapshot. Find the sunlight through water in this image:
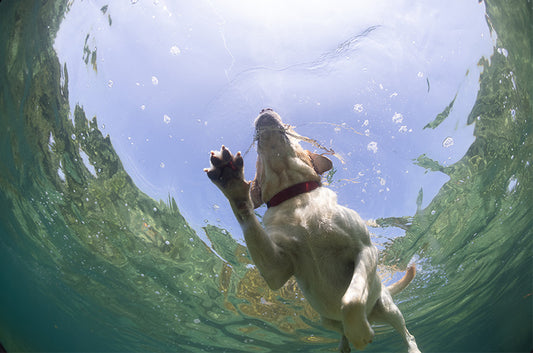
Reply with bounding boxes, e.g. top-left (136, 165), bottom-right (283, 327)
top-left (0, 1), bottom-right (531, 352)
